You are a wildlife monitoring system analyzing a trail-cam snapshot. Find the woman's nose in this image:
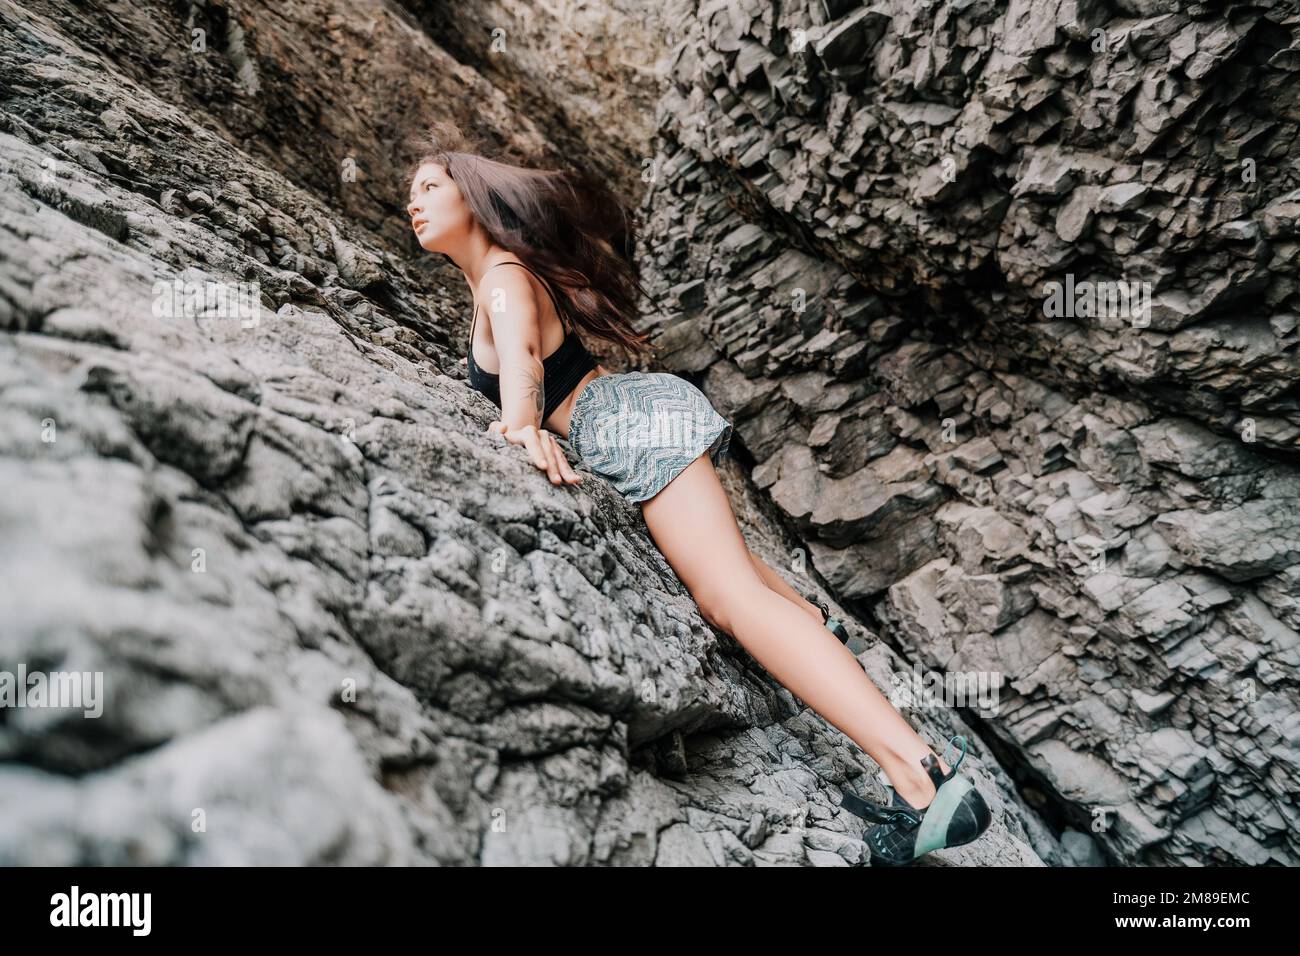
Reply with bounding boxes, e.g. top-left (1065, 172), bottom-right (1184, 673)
top-left (406, 200), bottom-right (420, 217)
